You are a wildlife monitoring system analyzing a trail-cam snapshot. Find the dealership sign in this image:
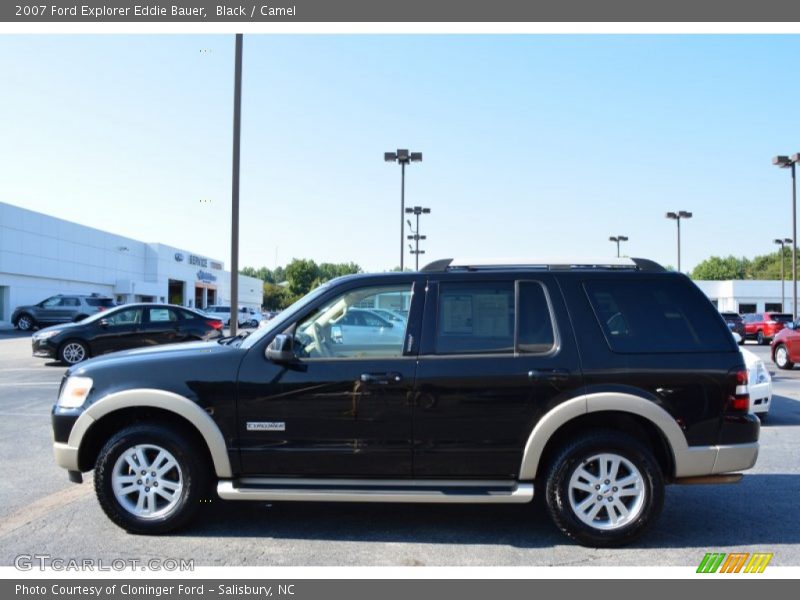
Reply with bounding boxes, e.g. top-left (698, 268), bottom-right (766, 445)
top-left (197, 270), bottom-right (217, 283)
